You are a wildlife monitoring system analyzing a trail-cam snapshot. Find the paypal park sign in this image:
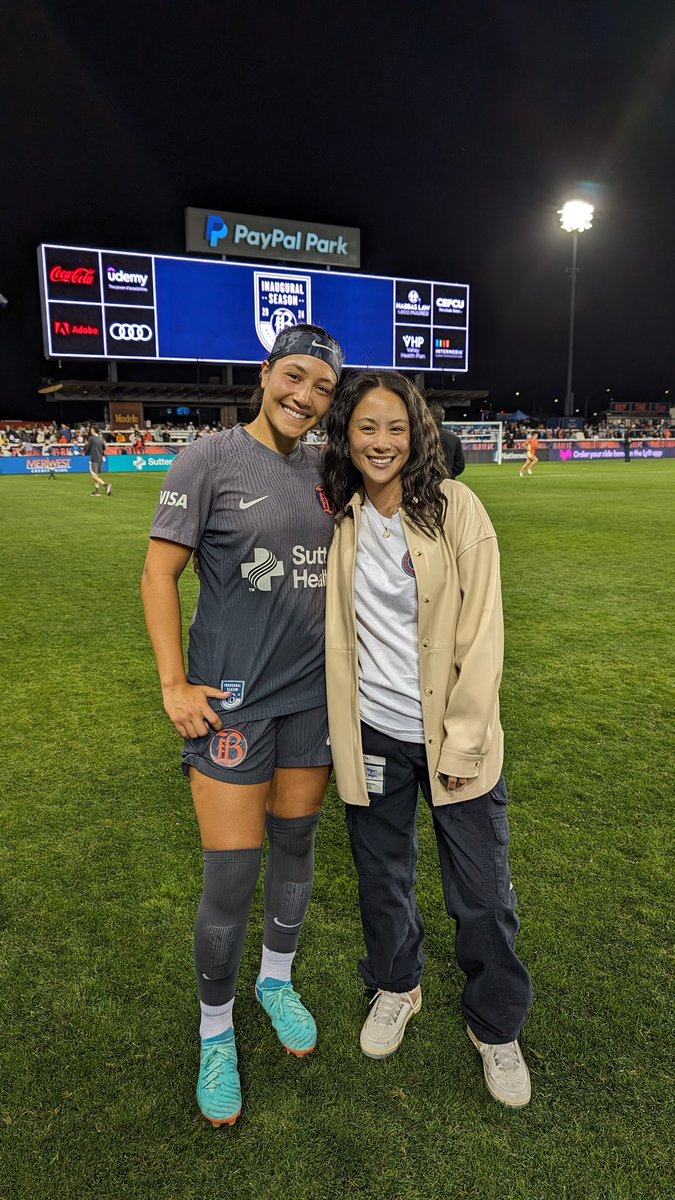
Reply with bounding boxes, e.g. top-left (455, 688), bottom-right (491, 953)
top-left (185, 207), bottom-right (360, 269)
